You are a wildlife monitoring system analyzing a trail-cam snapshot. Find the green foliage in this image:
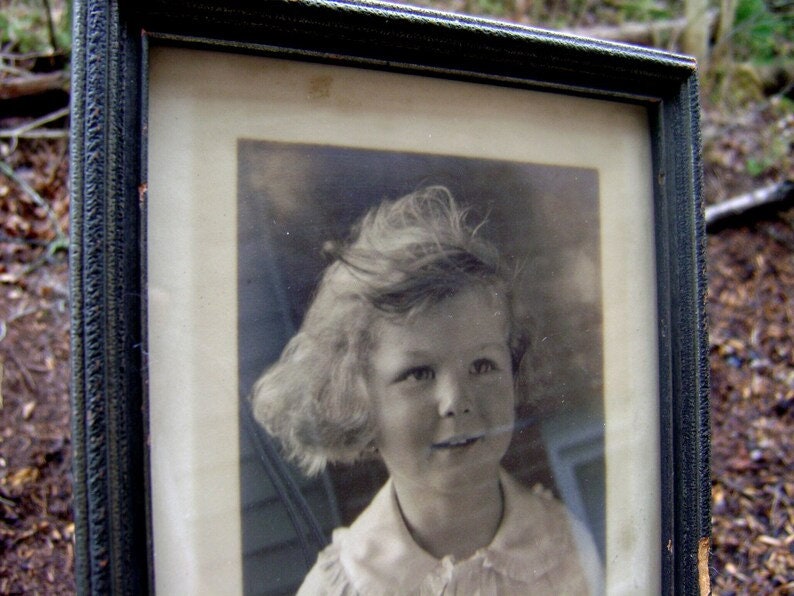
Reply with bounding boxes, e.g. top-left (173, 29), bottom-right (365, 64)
top-left (470, 0), bottom-right (513, 16)
top-left (747, 96), bottom-right (794, 177)
top-left (745, 157), bottom-right (766, 176)
top-left (610, 0), bottom-right (673, 21)
top-left (419, 0), bottom-right (685, 29)
top-left (745, 131), bottom-right (791, 176)
top-left (0, 0), bottom-right (71, 54)
top-left (732, 0), bottom-right (792, 63)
